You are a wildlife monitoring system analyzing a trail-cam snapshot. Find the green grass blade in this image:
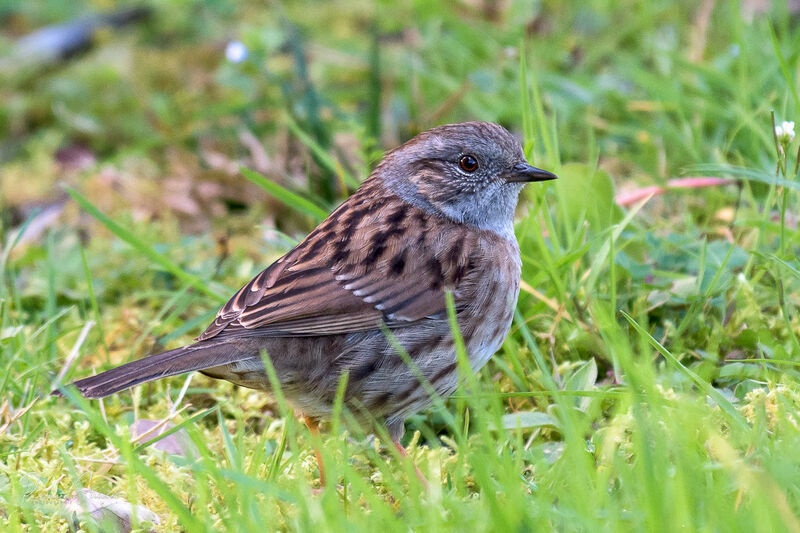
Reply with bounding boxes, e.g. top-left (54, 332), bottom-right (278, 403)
top-left (240, 167), bottom-right (329, 222)
top-left (285, 115), bottom-right (360, 190)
